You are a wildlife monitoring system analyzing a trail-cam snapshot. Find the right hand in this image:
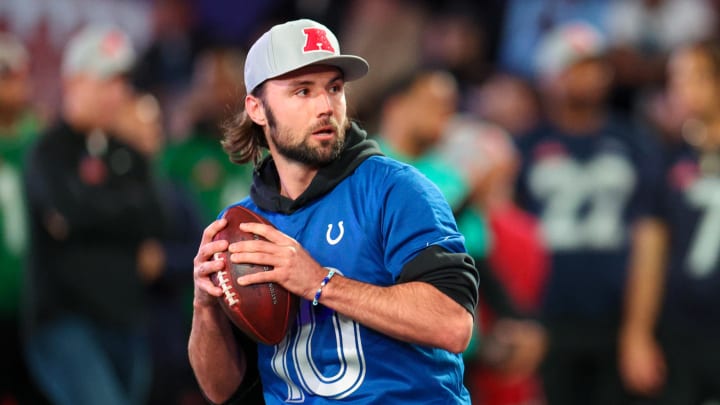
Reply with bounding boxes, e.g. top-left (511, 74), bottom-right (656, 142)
top-left (193, 218), bottom-right (229, 308)
top-left (480, 318), bottom-right (547, 377)
top-left (619, 328), bottom-right (666, 397)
